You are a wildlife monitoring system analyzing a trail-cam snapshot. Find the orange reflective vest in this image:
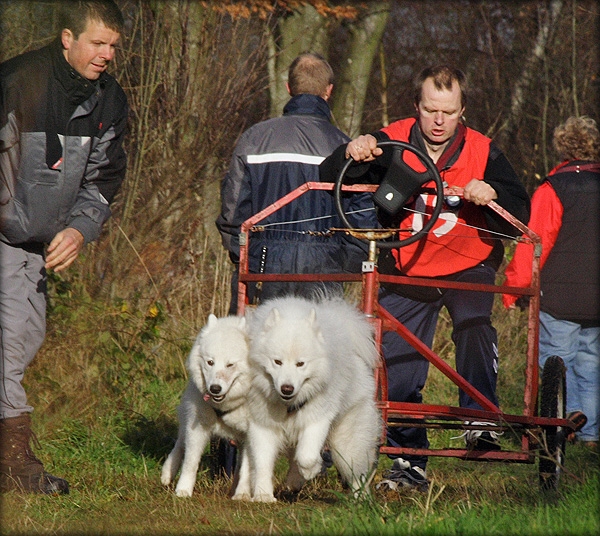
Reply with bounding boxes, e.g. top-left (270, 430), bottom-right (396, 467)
top-left (381, 118), bottom-right (495, 277)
